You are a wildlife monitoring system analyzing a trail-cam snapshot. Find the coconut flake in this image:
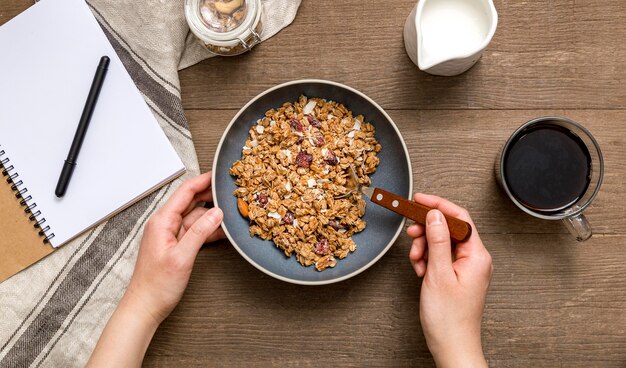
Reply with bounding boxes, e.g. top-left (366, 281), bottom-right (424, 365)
top-left (338, 229), bottom-right (347, 233)
top-left (354, 120), bottom-right (361, 131)
top-left (268, 212), bottom-right (282, 219)
top-left (270, 120), bottom-right (276, 126)
top-left (307, 178), bottom-right (316, 188)
top-left (327, 114), bottom-right (334, 120)
top-left (357, 157), bottom-right (363, 161)
top-left (293, 219), bottom-right (299, 227)
top-left (283, 149), bottom-right (292, 160)
top-left (250, 139), bottom-right (259, 147)
top-left (303, 100), bottom-right (317, 115)
top-left (347, 131), bottom-right (355, 138)
top-left (243, 145), bottom-right (251, 151)
top-left (256, 125), bottom-right (264, 134)
top-left (321, 148), bottom-right (328, 157)
top-left (285, 181), bottom-right (292, 191)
